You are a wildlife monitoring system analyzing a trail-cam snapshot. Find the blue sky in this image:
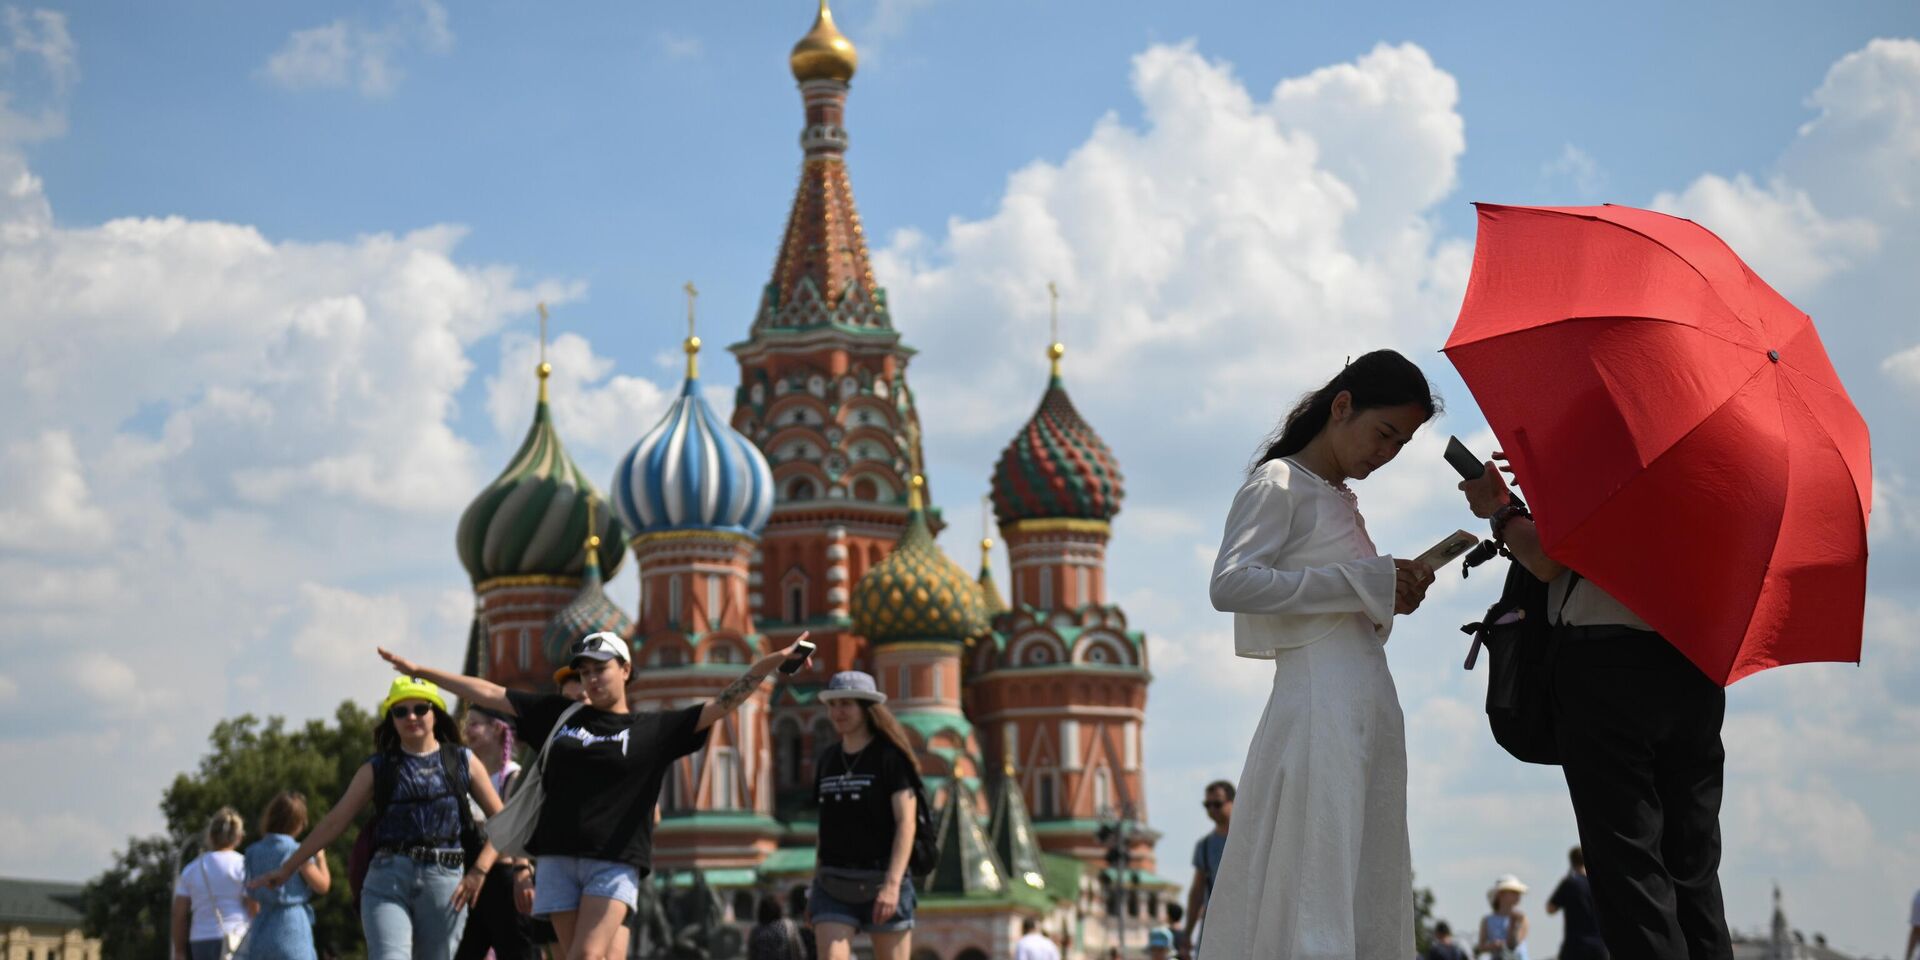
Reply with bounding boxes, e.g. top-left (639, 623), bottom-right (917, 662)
top-left (4, 1), bottom-right (1920, 956)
